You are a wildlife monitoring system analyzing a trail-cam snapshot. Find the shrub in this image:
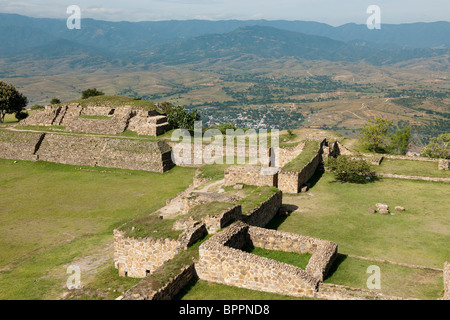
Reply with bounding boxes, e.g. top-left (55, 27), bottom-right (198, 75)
top-left (50, 98), bottom-right (61, 105)
top-left (421, 133), bottom-right (450, 159)
top-left (81, 88), bottom-right (104, 100)
top-left (326, 156), bottom-right (376, 183)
